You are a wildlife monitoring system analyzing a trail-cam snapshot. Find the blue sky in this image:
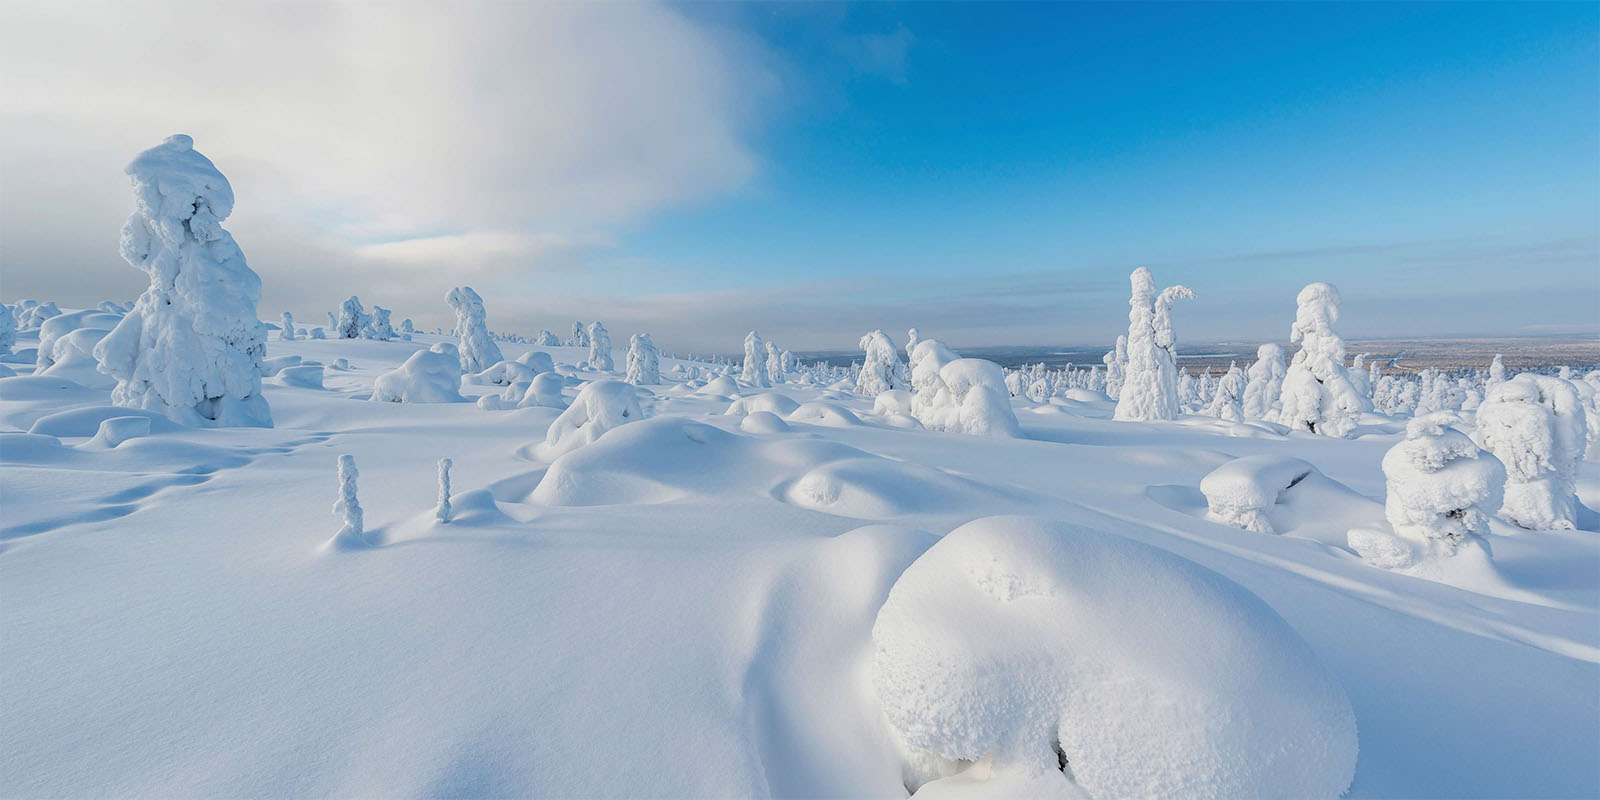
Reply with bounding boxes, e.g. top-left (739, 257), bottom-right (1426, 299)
top-left (2, 1), bottom-right (1595, 351)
